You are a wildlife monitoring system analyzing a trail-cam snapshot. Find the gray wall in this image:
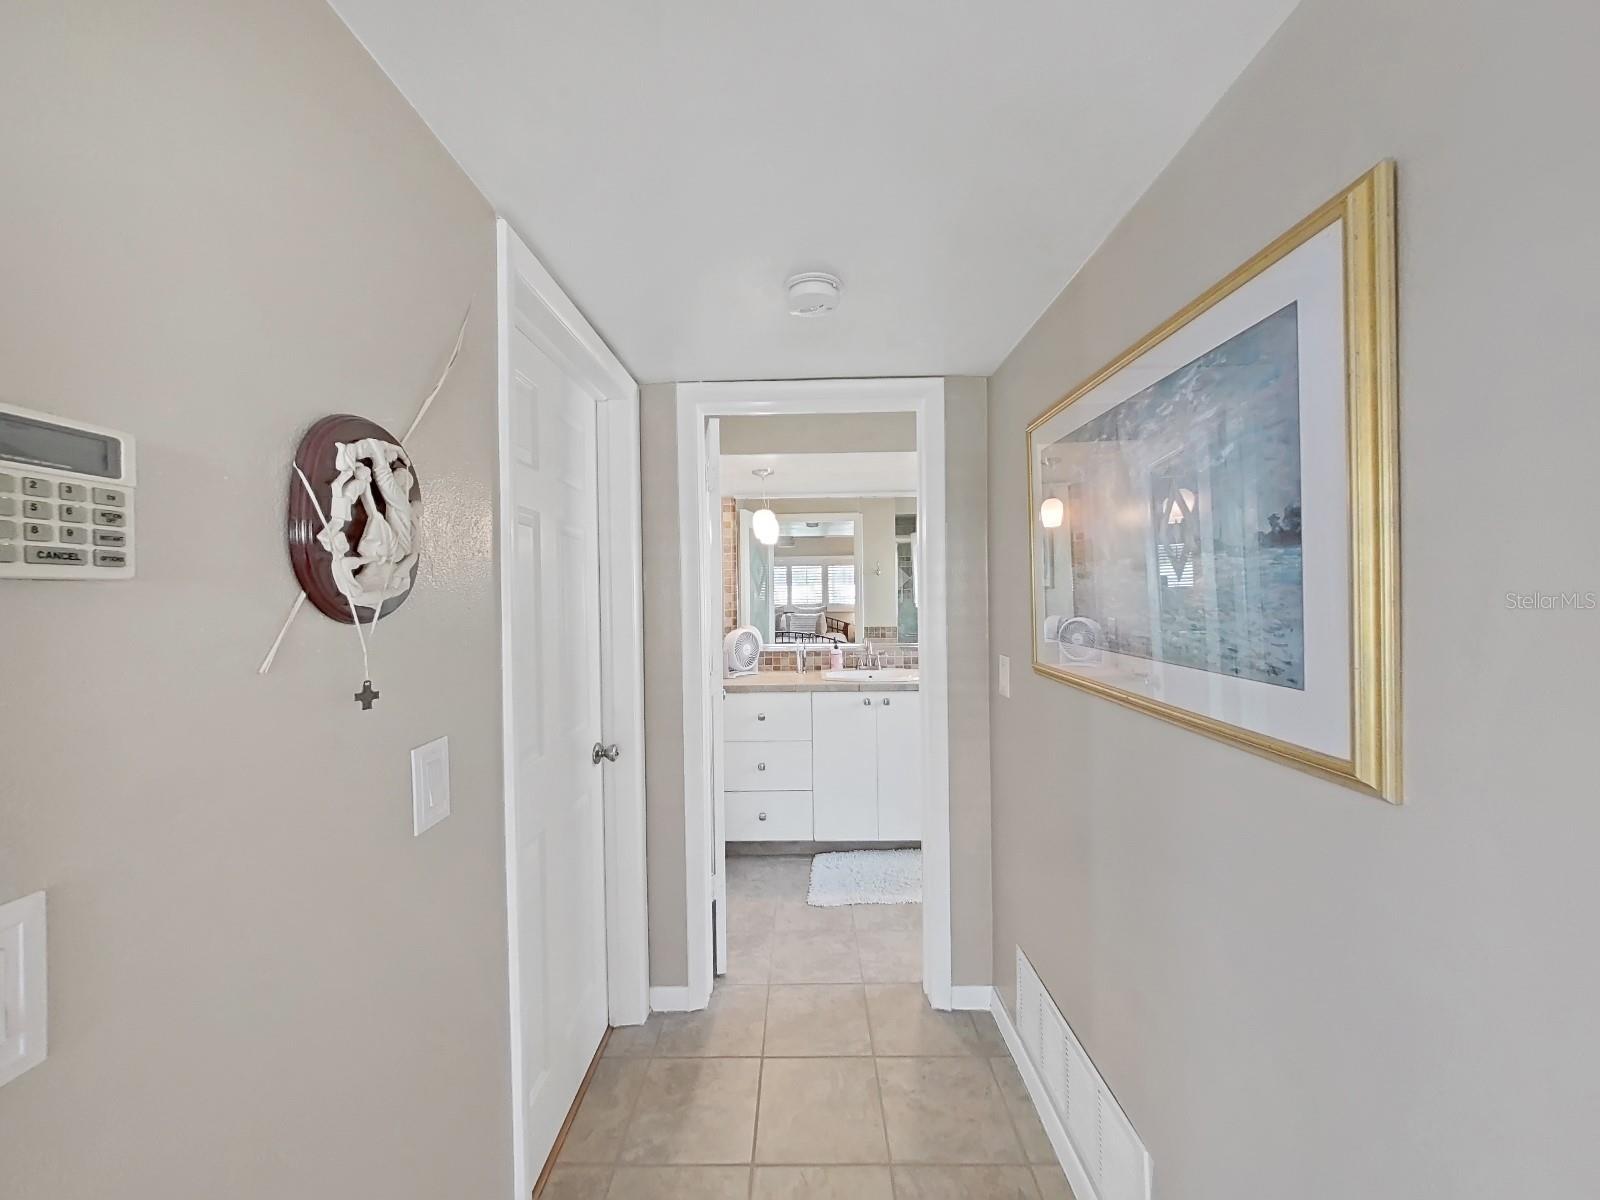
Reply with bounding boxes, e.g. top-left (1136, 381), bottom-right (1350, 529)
top-left (642, 381), bottom-right (992, 989)
top-left (720, 411), bottom-right (918, 454)
top-left (0, 3), bottom-right (510, 1196)
top-left (986, 1), bottom-right (1599, 1197)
